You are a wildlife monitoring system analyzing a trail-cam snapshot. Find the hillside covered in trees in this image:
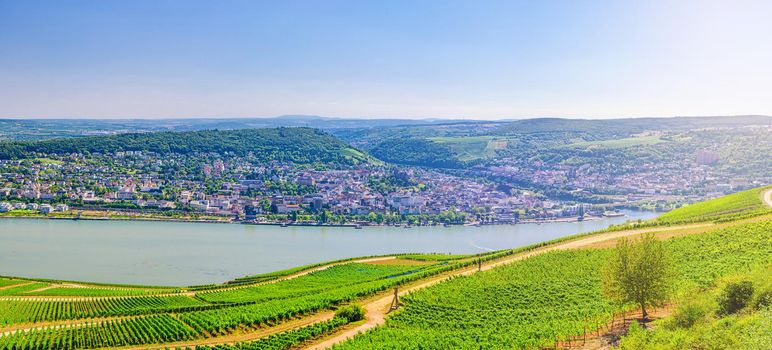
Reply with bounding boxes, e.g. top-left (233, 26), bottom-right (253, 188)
top-left (0, 127), bottom-right (371, 165)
